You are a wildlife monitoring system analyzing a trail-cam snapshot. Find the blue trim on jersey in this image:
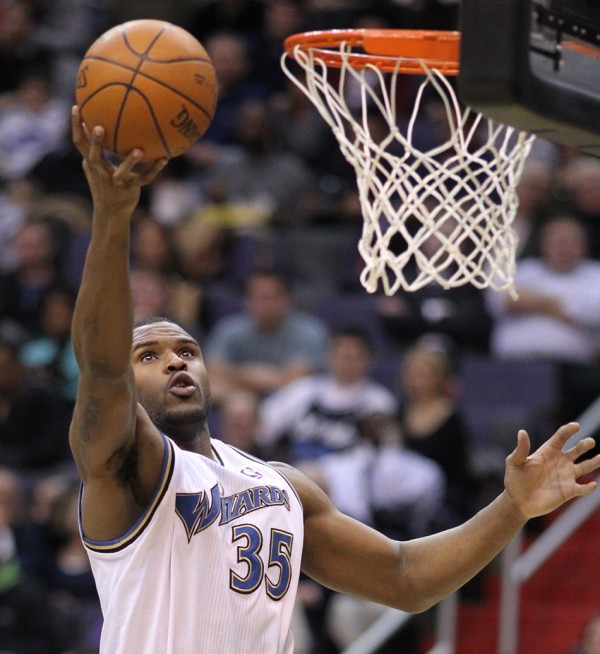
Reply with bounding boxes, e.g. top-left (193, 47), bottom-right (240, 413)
top-left (211, 442), bottom-right (224, 466)
top-left (81, 433), bottom-right (175, 553)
